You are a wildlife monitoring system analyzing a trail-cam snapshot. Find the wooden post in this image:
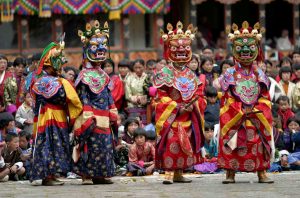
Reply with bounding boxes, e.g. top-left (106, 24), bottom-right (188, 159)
top-left (190, 0), bottom-right (197, 51)
top-left (293, 4), bottom-right (299, 48)
top-left (225, 4), bottom-right (232, 51)
top-left (123, 16), bottom-right (130, 58)
top-left (258, 4), bottom-right (266, 52)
